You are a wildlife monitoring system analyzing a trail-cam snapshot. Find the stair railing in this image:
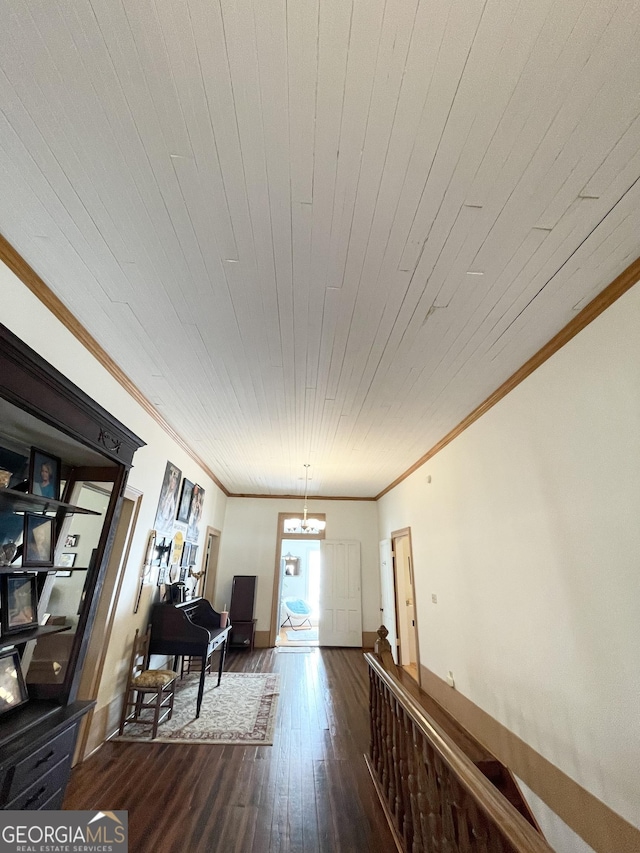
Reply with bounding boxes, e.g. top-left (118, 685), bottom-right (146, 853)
top-left (365, 628), bottom-right (554, 853)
